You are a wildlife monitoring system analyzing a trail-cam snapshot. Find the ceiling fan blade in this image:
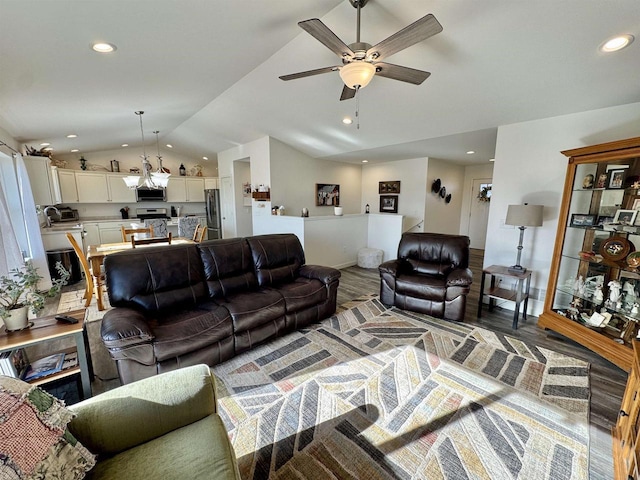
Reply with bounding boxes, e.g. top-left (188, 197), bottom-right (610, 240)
top-left (279, 66), bottom-right (339, 81)
top-left (299, 19), bottom-right (355, 58)
top-left (374, 62), bottom-right (431, 85)
top-left (367, 14), bottom-right (443, 60)
top-left (340, 85), bottom-right (357, 101)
